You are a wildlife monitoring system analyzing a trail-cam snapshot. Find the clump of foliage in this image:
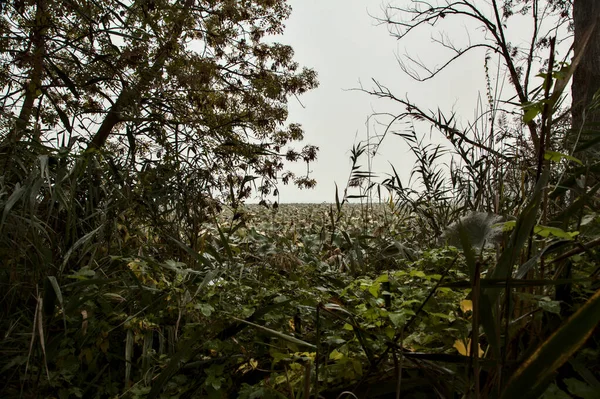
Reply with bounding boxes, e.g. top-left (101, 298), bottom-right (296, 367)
top-left (349, 0), bottom-right (600, 397)
top-left (0, 0), bottom-right (319, 397)
top-left (2, 0), bottom-right (600, 398)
